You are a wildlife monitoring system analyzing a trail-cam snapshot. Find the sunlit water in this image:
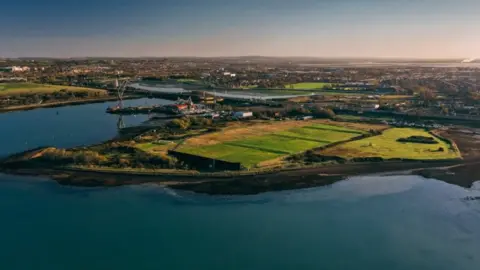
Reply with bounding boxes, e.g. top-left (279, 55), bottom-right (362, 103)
top-left (0, 101), bottom-right (479, 270)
